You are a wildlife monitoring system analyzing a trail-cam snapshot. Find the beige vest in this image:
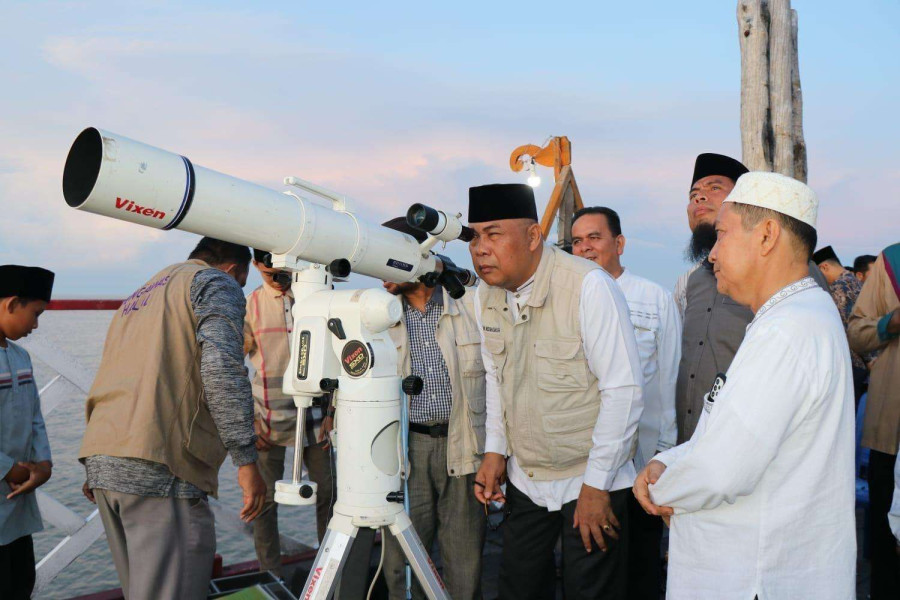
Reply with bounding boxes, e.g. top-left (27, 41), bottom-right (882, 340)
top-left (480, 245), bottom-right (601, 481)
top-left (79, 260), bottom-right (228, 496)
top-left (389, 288), bottom-right (487, 476)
